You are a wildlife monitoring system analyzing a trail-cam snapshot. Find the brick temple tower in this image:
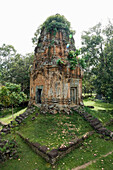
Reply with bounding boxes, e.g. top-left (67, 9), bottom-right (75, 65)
top-left (30, 15), bottom-right (83, 111)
